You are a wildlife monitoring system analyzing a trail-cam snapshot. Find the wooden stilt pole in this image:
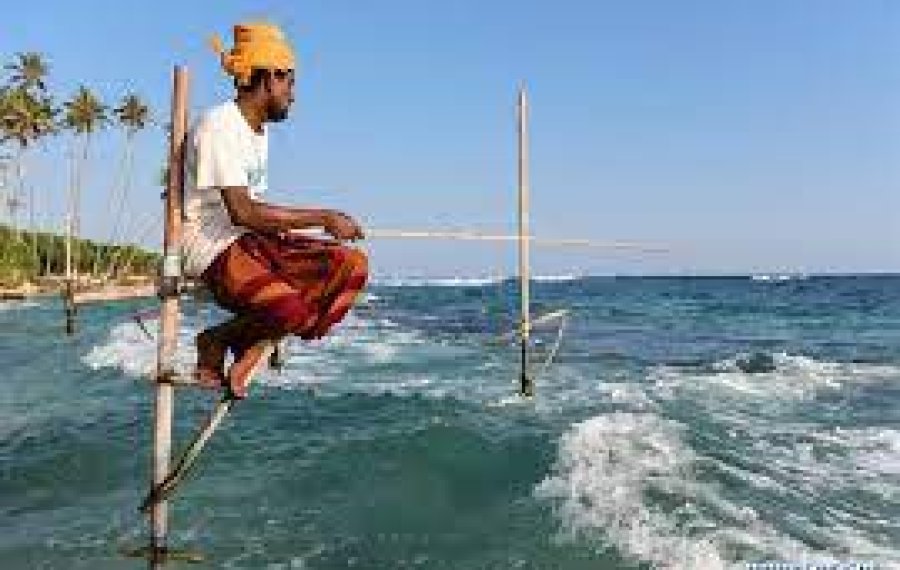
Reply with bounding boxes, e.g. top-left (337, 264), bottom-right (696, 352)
top-left (64, 153), bottom-right (76, 335)
top-left (517, 86), bottom-right (533, 397)
top-left (150, 65), bottom-right (188, 568)
top-left (63, 279), bottom-right (76, 335)
top-left (139, 343), bottom-right (274, 514)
